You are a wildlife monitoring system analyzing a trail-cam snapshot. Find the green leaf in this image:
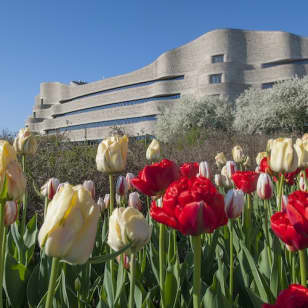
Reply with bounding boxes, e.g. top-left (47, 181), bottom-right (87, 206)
top-left (23, 213), bottom-right (38, 249)
top-left (245, 287), bottom-right (266, 308)
top-left (0, 175), bottom-right (8, 201)
top-left (103, 264), bottom-right (114, 307)
top-left (4, 254), bottom-right (28, 308)
top-left (164, 265), bottom-right (178, 308)
top-left (89, 242), bottom-right (133, 264)
top-left (114, 258), bottom-right (127, 305)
